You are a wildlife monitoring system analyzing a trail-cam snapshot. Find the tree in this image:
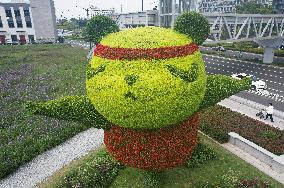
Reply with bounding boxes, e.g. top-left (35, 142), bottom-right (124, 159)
top-left (82, 15), bottom-right (119, 47)
top-left (174, 12), bottom-right (210, 45)
top-left (236, 1), bottom-right (273, 14)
